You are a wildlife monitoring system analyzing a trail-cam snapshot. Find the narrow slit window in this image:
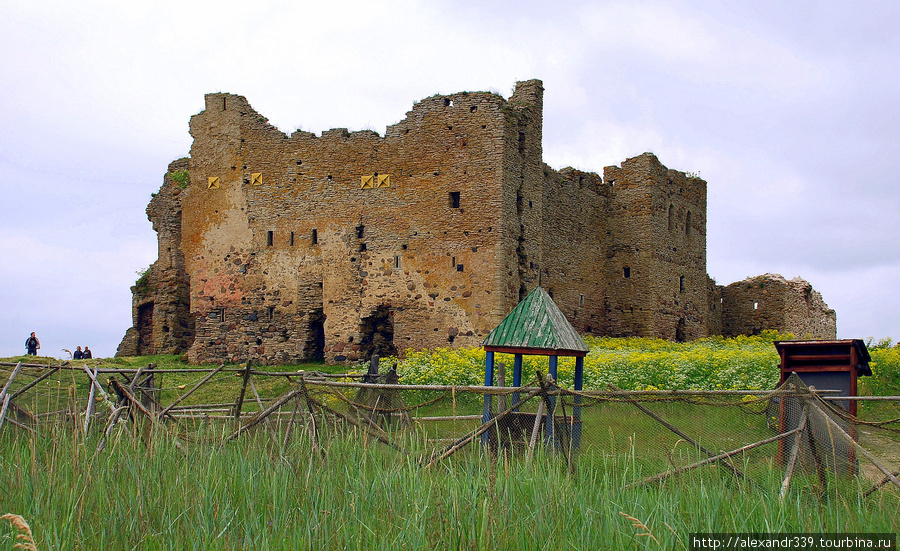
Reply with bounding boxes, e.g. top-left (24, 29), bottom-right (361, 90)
top-left (267, 306), bottom-right (275, 320)
top-left (311, 229), bottom-right (318, 245)
top-left (356, 225), bottom-right (365, 239)
top-left (394, 255), bottom-right (401, 269)
top-left (266, 231), bottom-right (274, 247)
top-left (579, 294), bottom-right (585, 308)
top-left (449, 191), bottom-right (461, 209)
top-left (679, 276), bottom-right (685, 293)
top-left (290, 231), bottom-right (295, 246)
